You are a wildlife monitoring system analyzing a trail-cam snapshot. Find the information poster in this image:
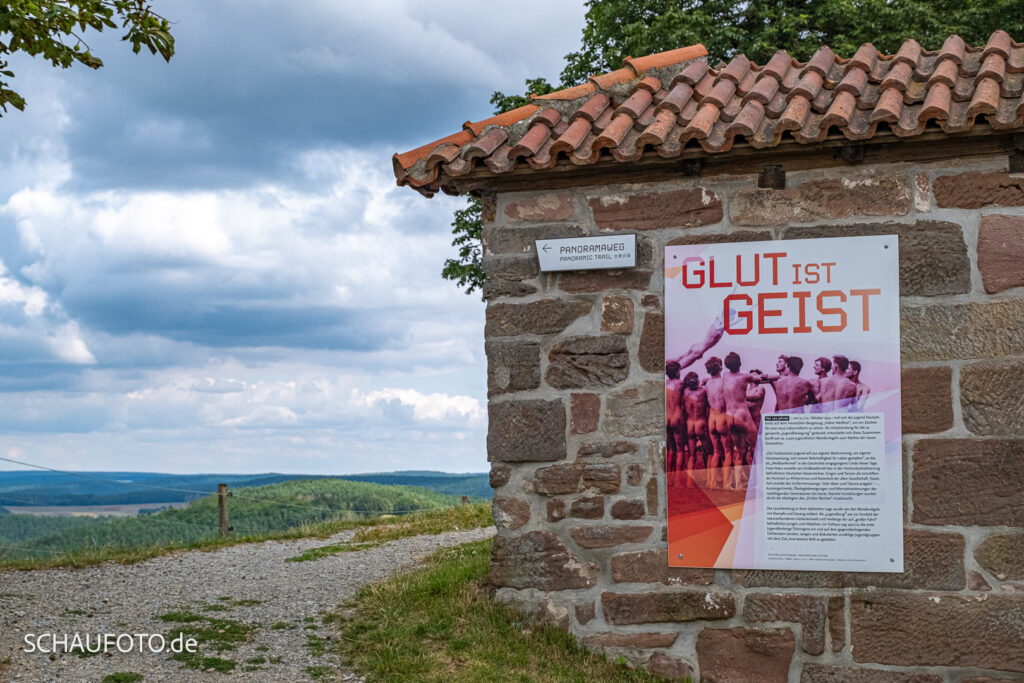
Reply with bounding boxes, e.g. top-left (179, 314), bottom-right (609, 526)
top-left (664, 235), bottom-right (903, 572)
